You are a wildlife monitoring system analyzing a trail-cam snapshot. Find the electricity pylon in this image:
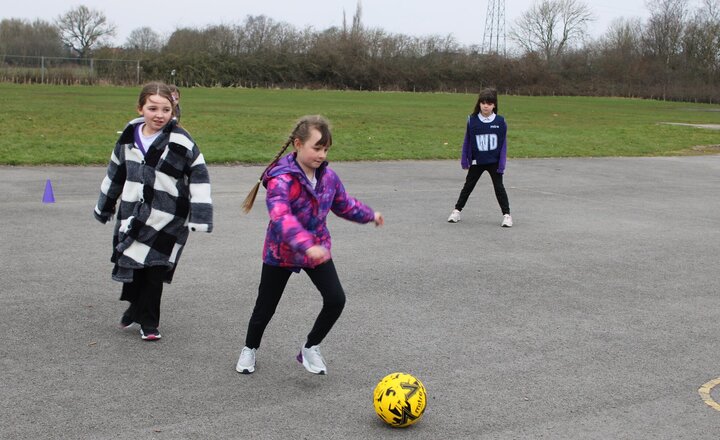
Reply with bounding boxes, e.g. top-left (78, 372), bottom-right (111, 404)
top-left (482, 0), bottom-right (506, 55)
